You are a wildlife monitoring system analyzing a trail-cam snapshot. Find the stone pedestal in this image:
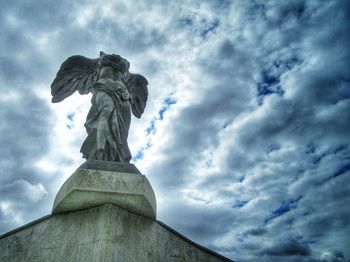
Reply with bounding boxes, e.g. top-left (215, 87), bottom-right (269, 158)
top-left (0, 160), bottom-right (233, 262)
top-left (52, 160), bottom-right (156, 219)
